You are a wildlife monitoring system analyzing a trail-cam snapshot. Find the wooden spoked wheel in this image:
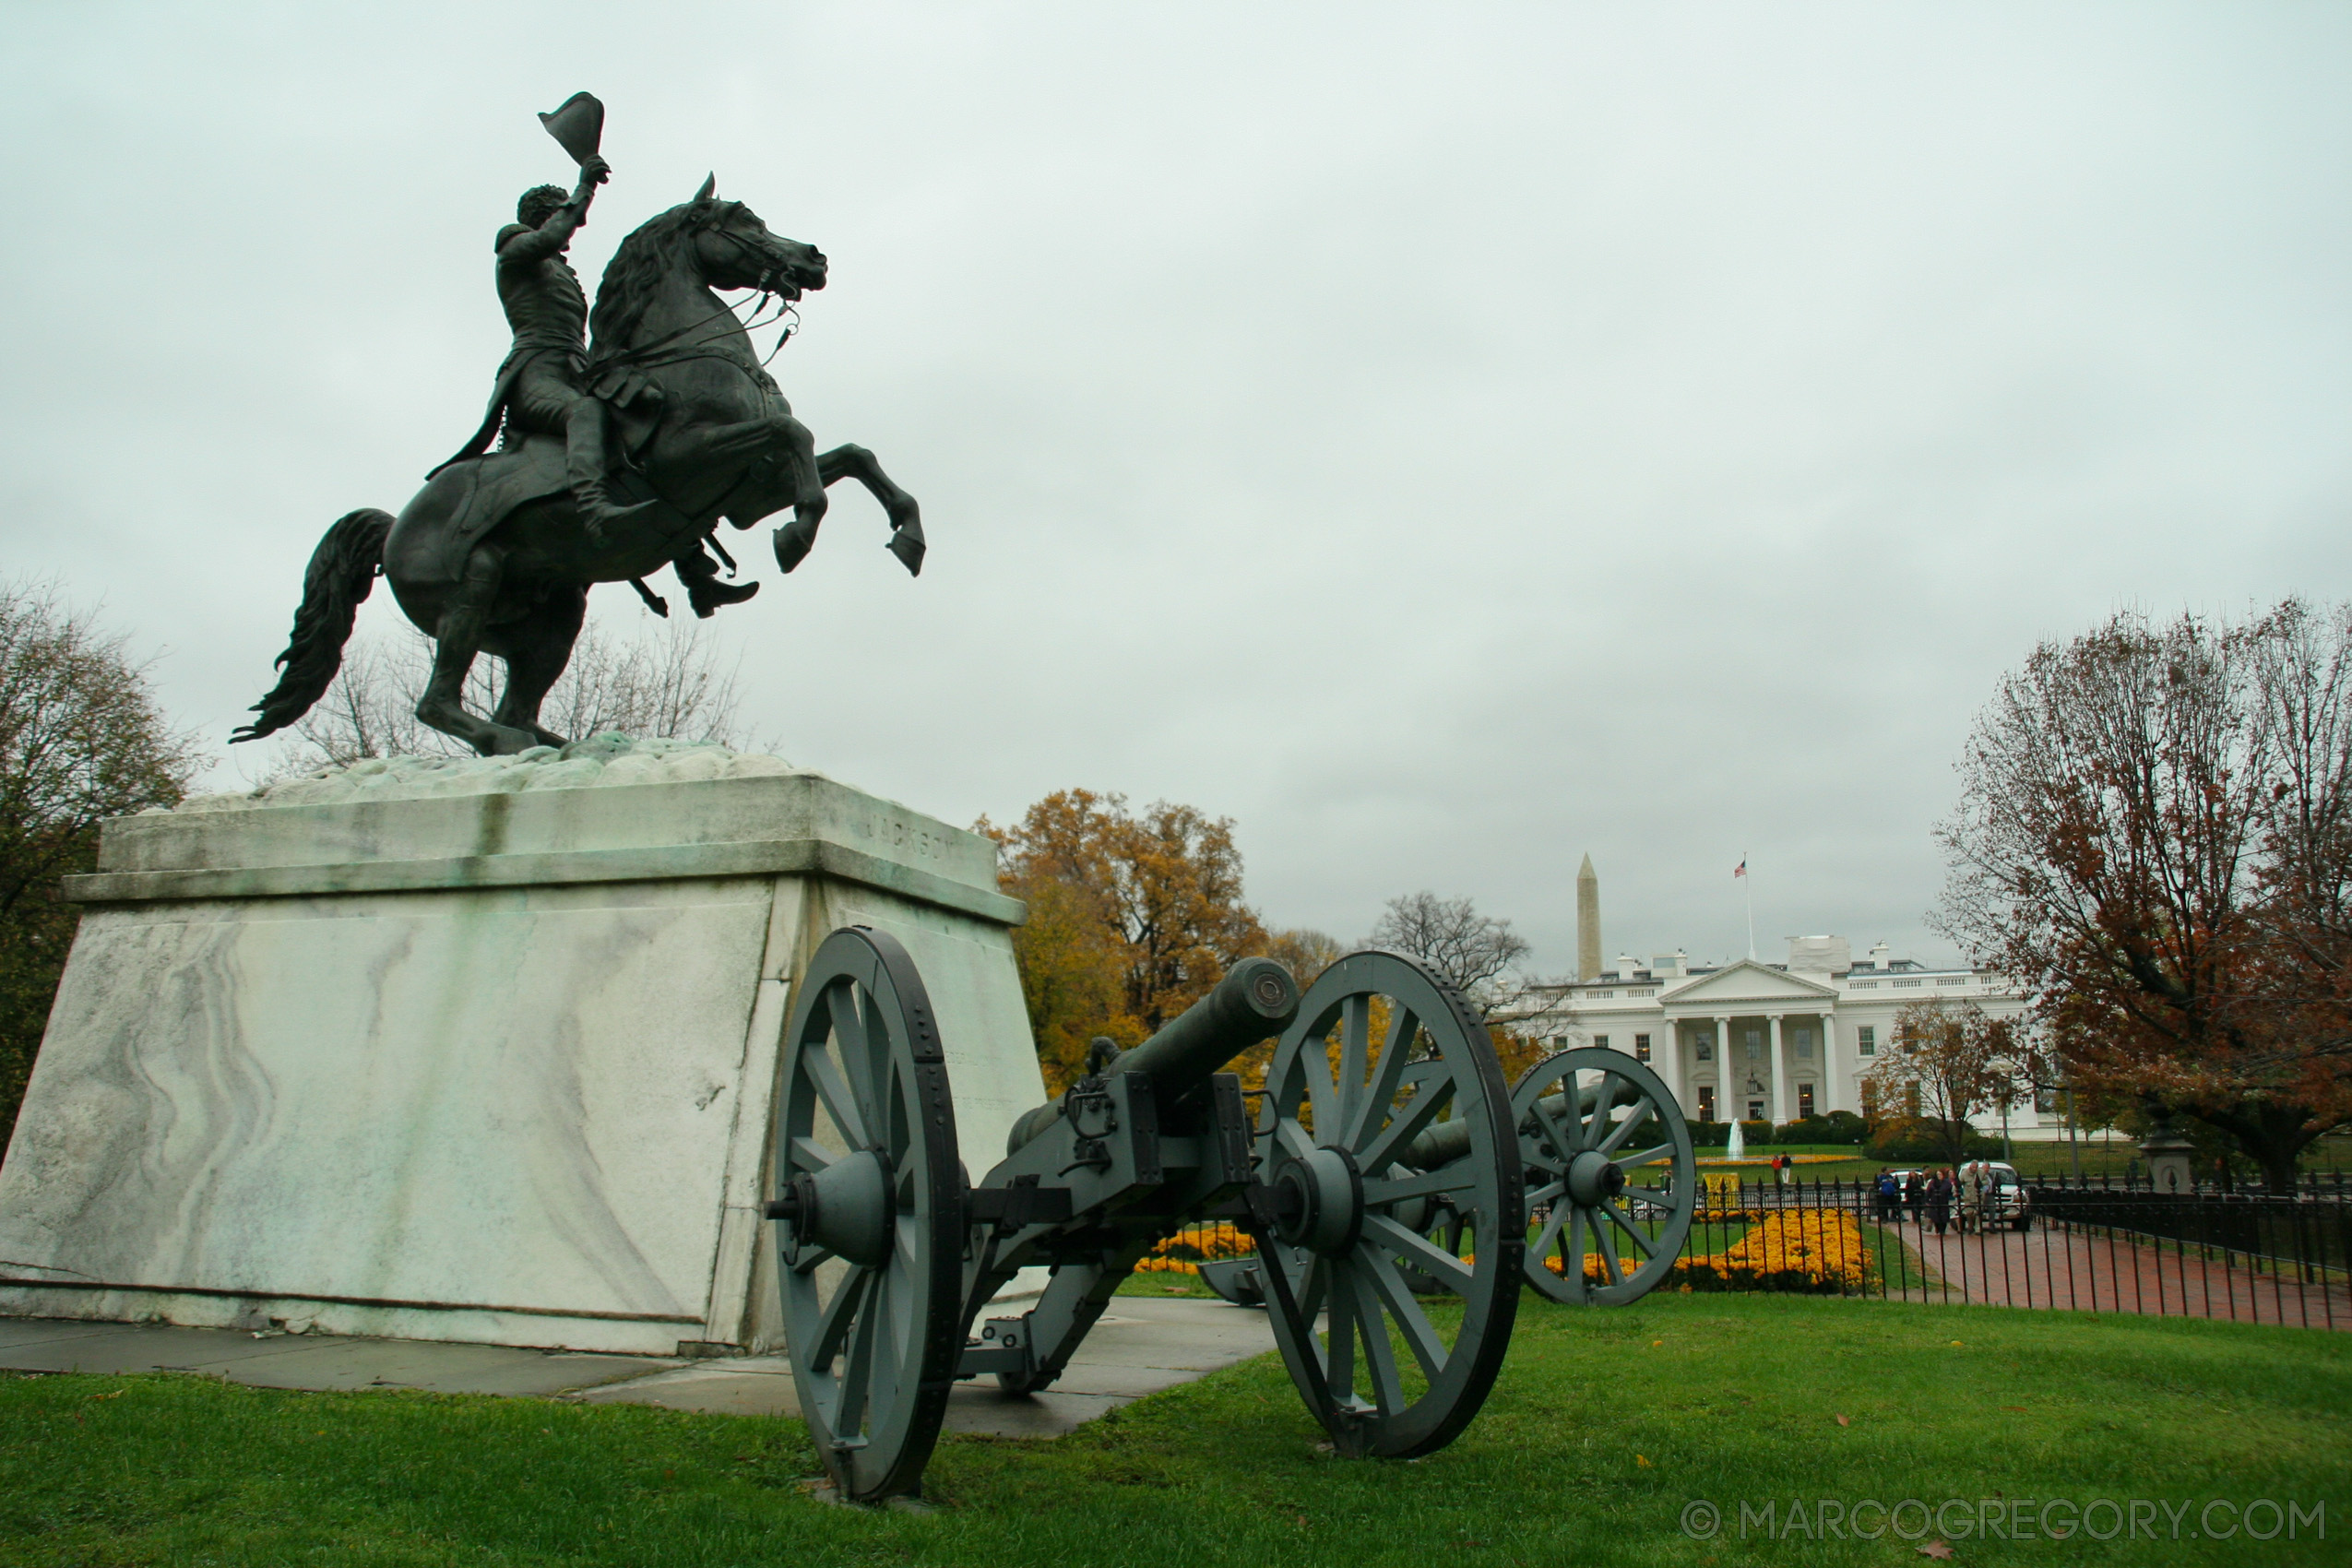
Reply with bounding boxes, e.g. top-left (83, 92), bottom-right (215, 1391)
top-left (771, 926), bottom-right (962, 1502)
top-left (1515, 1048), bottom-right (1696, 1307)
top-left (1253, 950), bottom-right (1523, 1458)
